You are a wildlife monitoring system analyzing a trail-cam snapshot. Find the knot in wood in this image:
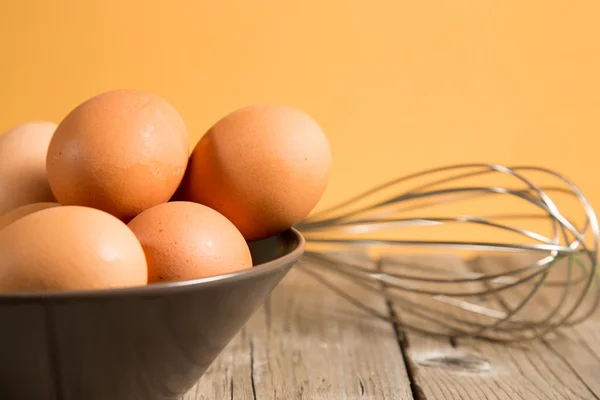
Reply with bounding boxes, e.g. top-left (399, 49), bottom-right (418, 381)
top-left (415, 351), bottom-right (491, 373)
